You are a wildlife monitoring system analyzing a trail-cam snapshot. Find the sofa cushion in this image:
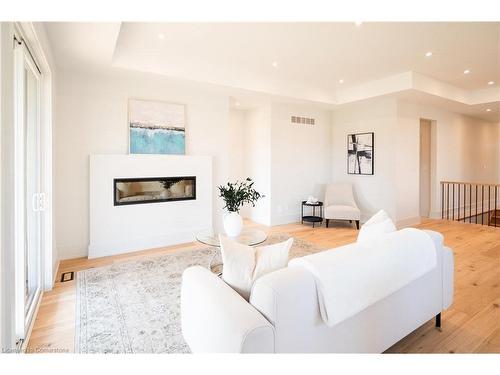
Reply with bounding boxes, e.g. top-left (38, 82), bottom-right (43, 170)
top-left (357, 209), bottom-right (396, 244)
top-left (219, 235), bottom-right (293, 300)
